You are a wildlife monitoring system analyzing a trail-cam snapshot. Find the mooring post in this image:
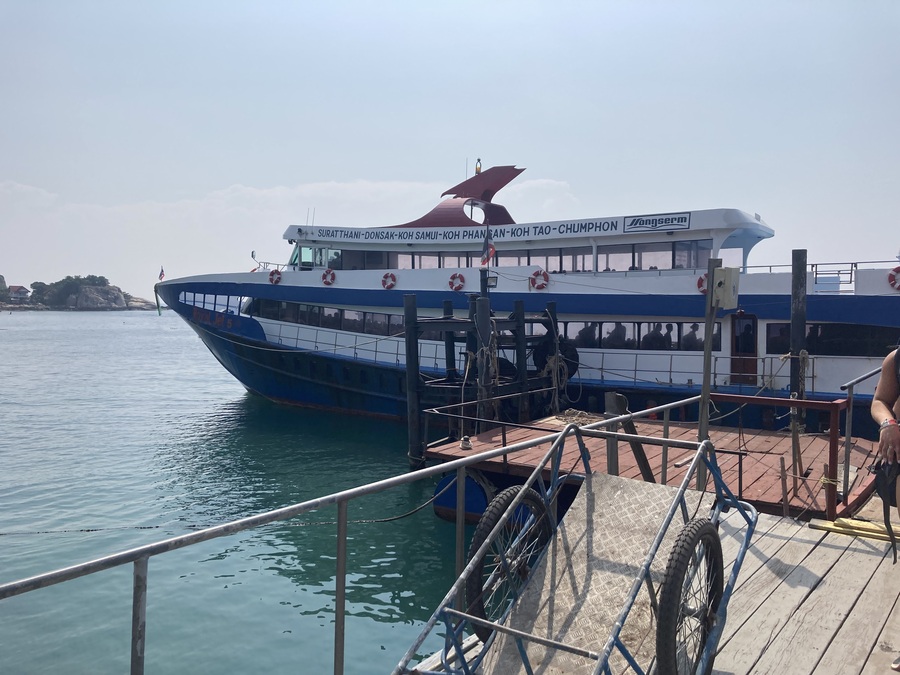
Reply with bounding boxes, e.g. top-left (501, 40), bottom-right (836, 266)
top-left (475, 296), bottom-right (492, 429)
top-left (514, 300), bottom-right (529, 423)
top-left (697, 258), bottom-right (722, 490)
top-left (442, 299), bottom-right (458, 381)
top-left (404, 295), bottom-right (423, 470)
top-left (604, 391), bottom-right (620, 476)
top-left (790, 249), bottom-right (808, 425)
